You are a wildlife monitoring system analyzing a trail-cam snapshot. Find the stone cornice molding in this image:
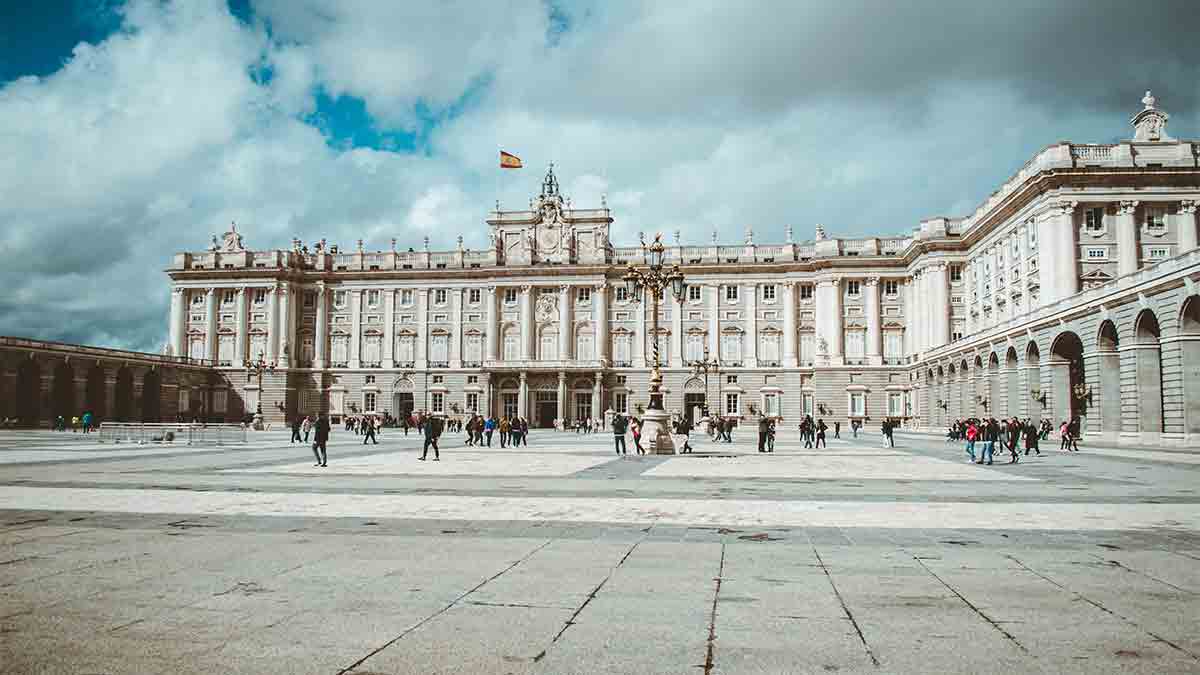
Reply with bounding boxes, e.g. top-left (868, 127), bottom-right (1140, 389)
top-left (1180, 200), bottom-right (1198, 215)
top-left (1117, 200), bottom-right (1140, 216)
